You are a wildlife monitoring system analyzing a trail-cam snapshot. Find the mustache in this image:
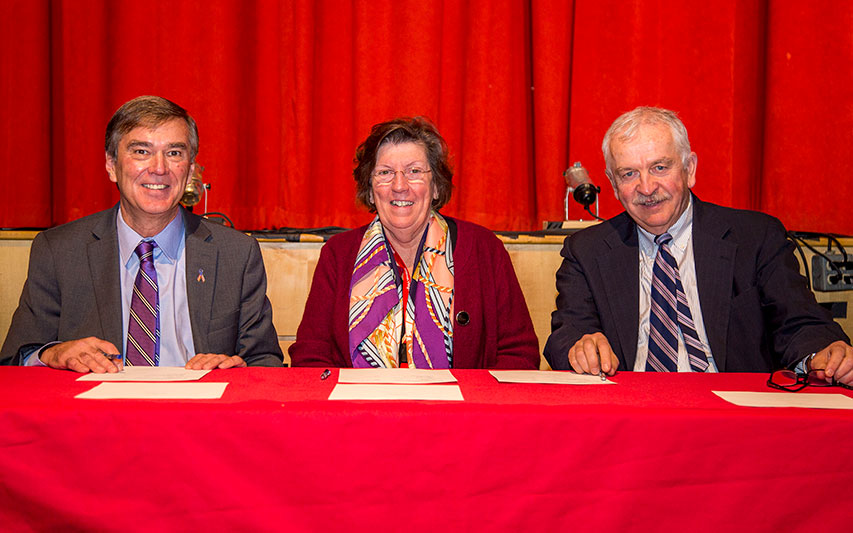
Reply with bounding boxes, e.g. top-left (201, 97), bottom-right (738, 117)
top-left (633, 192), bottom-right (671, 206)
